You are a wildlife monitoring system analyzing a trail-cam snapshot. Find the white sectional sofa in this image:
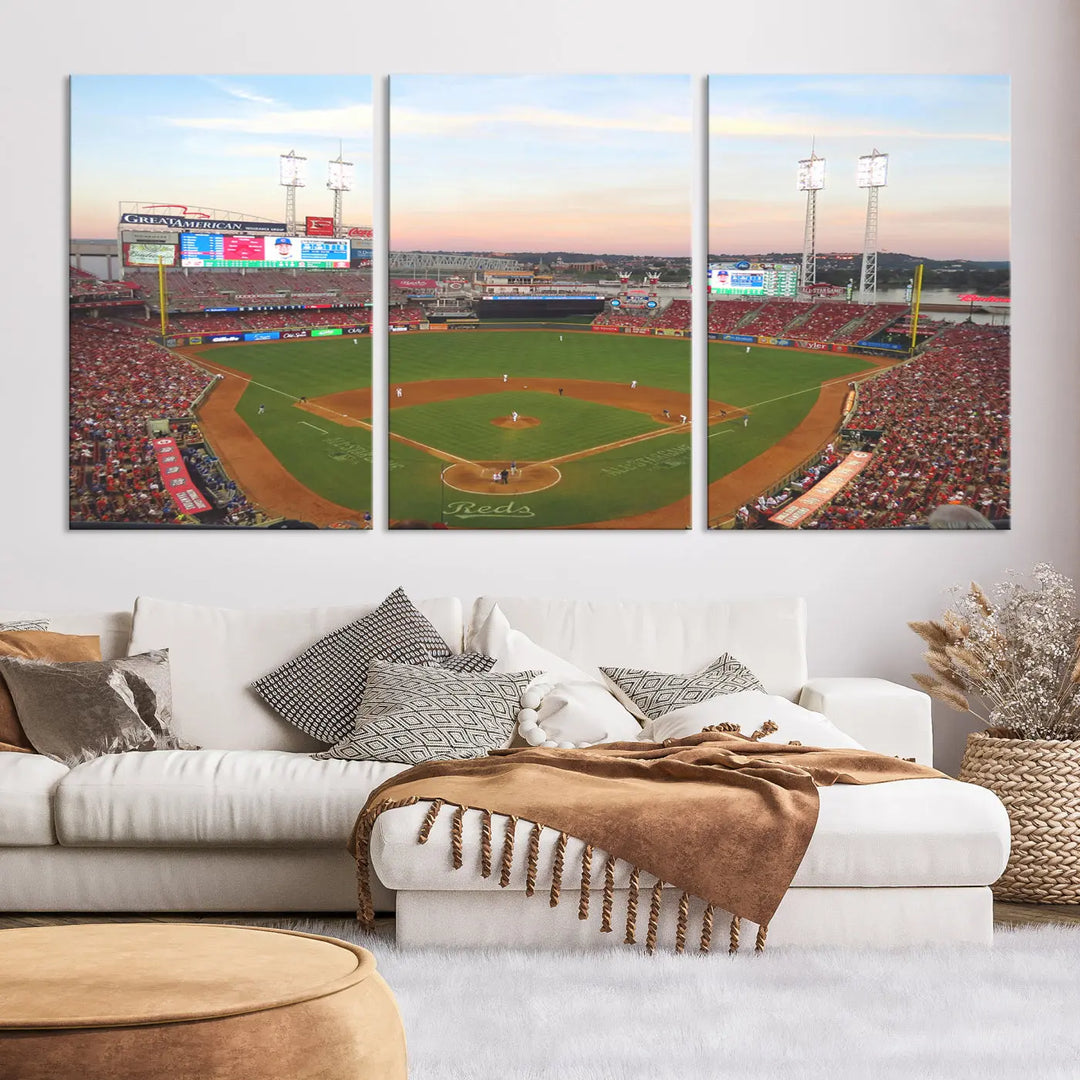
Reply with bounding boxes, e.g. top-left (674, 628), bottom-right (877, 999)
top-left (0, 595), bottom-right (1010, 949)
